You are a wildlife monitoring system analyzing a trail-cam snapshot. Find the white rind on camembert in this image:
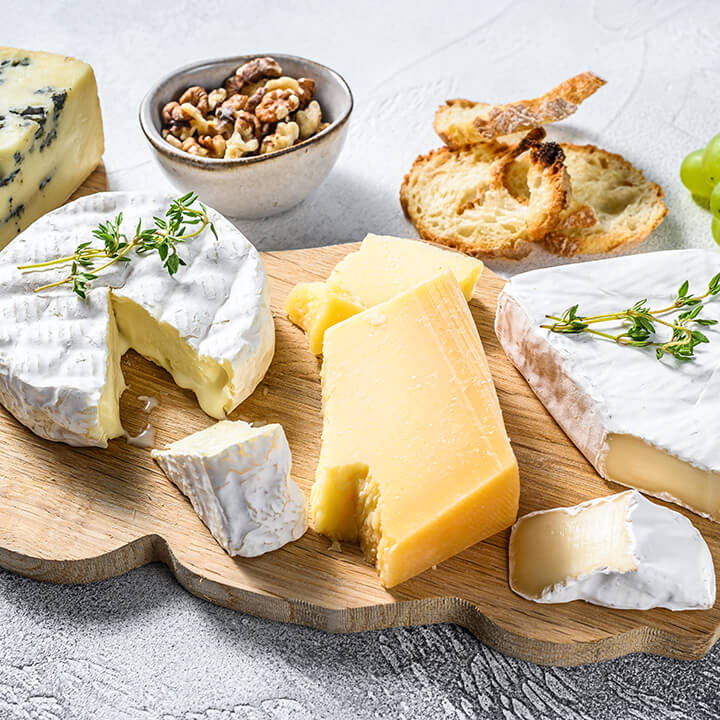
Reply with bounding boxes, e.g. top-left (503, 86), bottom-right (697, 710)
top-left (496, 249), bottom-right (720, 521)
top-left (509, 491), bottom-right (715, 610)
top-left (0, 47), bottom-right (104, 249)
top-left (0, 192), bottom-right (274, 447)
top-left (152, 421), bottom-right (306, 557)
